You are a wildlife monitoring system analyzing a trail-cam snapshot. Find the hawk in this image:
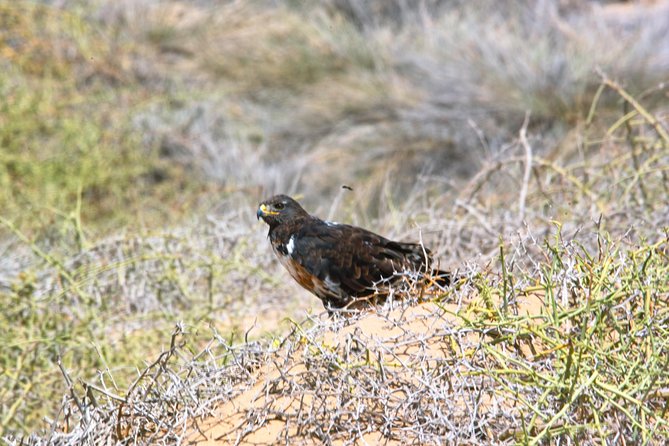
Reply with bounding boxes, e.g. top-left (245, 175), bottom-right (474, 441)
top-left (257, 195), bottom-right (450, 311)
